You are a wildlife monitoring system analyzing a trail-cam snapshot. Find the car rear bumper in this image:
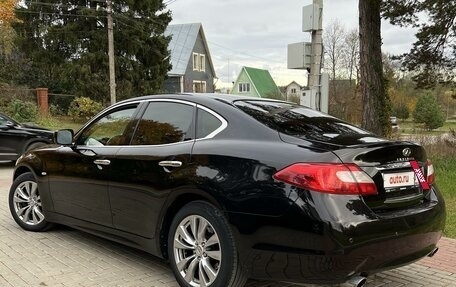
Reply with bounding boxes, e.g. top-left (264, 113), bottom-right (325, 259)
top-left (227, 187), bottom-right (446, 284)
top-left (240, 231), bottom-right (441, 284)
